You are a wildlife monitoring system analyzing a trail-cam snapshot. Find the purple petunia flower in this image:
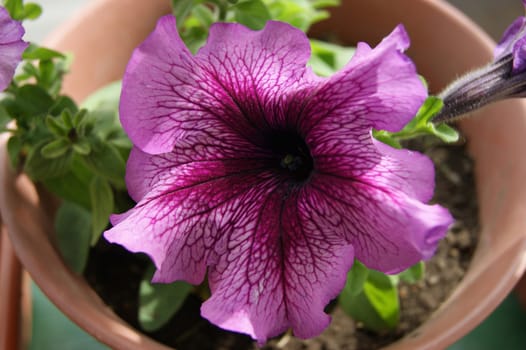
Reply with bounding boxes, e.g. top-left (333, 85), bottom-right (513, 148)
top-left (0, 6), bottom-right (27, 91)
top-left (494, 0), bottom-right (526, 73)
top-left (105, 16), bottom-right (452, 342)
top-left (434, 0), bottom-right (526, 122)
